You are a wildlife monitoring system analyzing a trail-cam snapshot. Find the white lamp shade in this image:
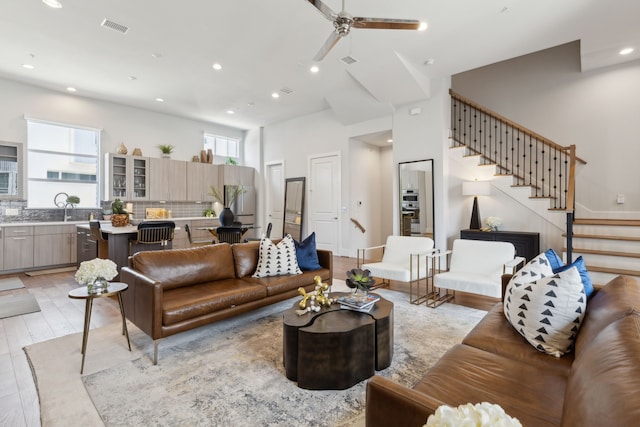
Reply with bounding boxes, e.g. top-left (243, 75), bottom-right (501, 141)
top-left (462, 181), bottom-right (491, 196)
